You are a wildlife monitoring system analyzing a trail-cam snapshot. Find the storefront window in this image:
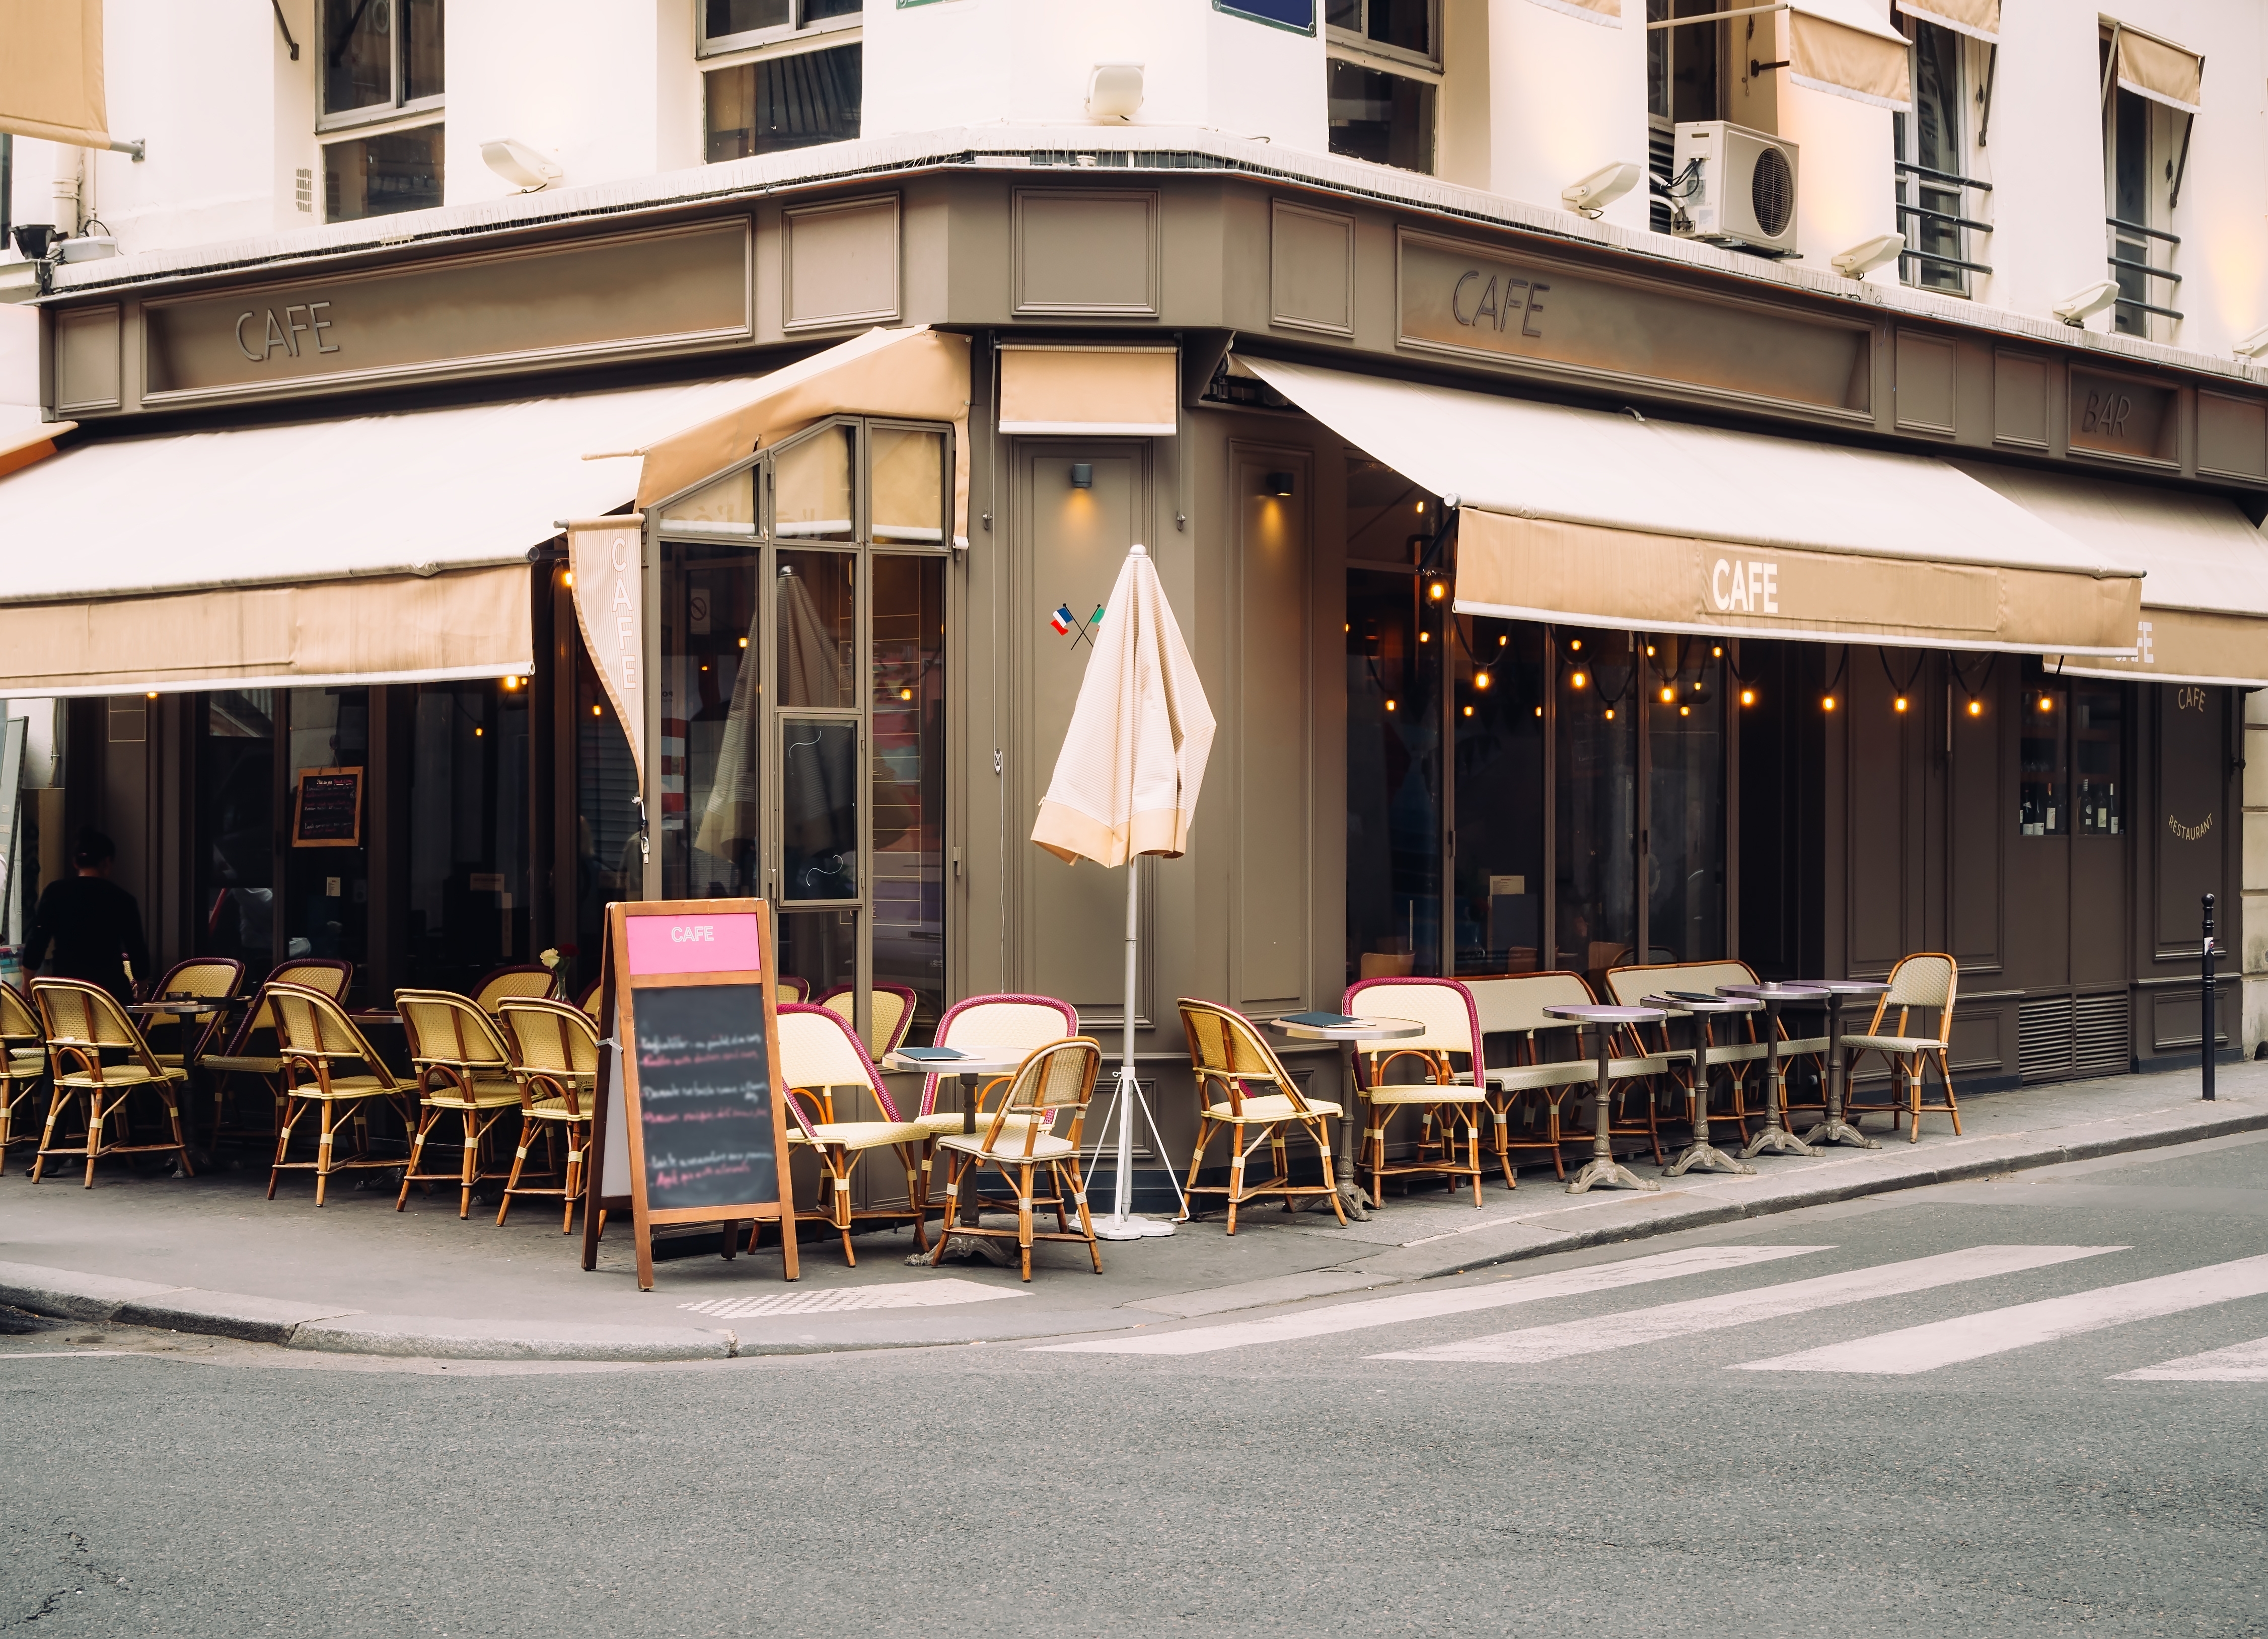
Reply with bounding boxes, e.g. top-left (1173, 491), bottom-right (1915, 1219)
top-left (661, 468), bottom-right (756, 539)
top-left (1451, 620), bottom-right (1543, 974)
top-left (194, 691), bottom-right (275, 974)
top-left (1647, 640), bottom-right (1725, 962)
top-left (871, 554), bottom-right (945, 1027)
top-left (2074, 684), bottom-right (2126, 836)
top-left (776, 551), bottom-right (855, 709)
top-left (282, 688), bottom-right (370, 978)
top-left (1346, 568), bottom-right (1441, 980)
top-left (1556, 632), bottom-right (1637, 978)
top-left (871, 427), bottom-right (946, 545)
top-left (2020, 676), bottom-right (2069, 836)
top-left (776, 425), bottom-right (857, 542)
top-left (662, 539), bottom-right (765, 901)
top-left (403, 679), bottom-right (531, 992)
top-left (572, 656), bottom-right (638, 998)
